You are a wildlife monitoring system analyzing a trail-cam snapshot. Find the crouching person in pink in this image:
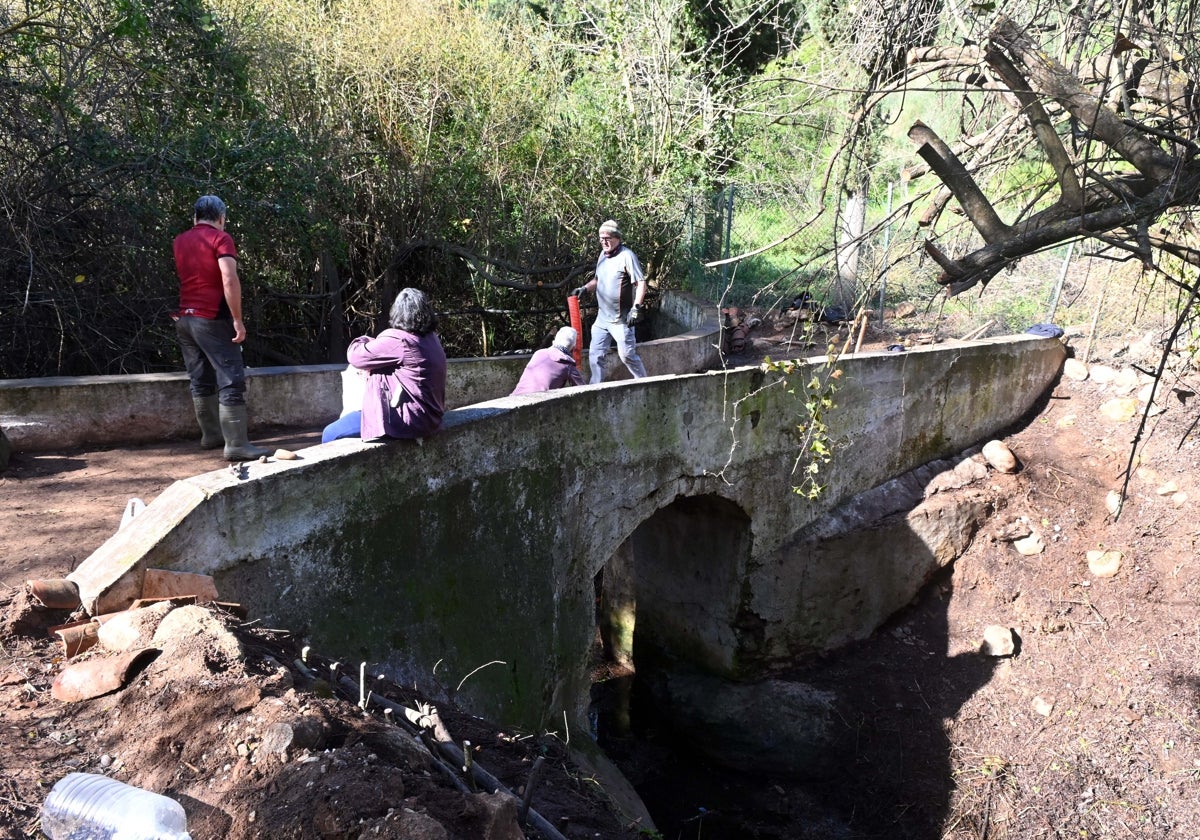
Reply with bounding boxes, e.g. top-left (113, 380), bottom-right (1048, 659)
top-left (510, 327), bottom-right (584, 396)
top-left (322, 288), bottom-right (447, 443)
